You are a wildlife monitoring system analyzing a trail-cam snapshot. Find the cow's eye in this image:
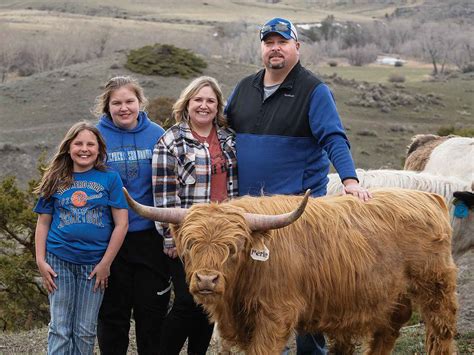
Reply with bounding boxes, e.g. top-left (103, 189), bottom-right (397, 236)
top-left (185, 239), bottom-right (194, 251)
top-left (228, 244), bottom-right (237, 257)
